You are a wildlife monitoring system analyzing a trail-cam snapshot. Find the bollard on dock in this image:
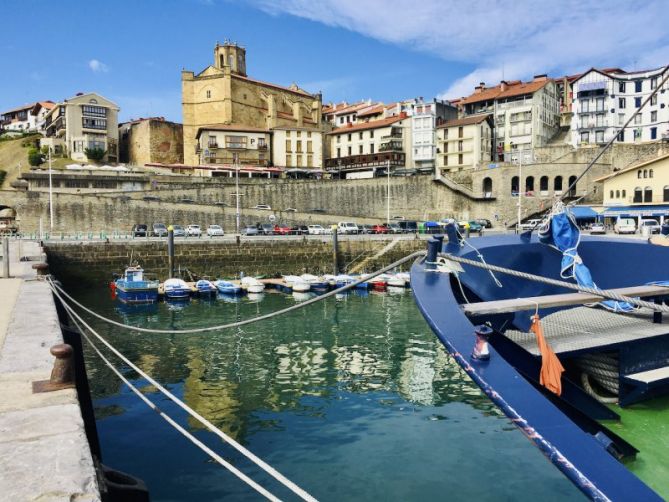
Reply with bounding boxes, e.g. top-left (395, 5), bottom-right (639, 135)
top-left (32, 343), bottom-right (76, 393)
